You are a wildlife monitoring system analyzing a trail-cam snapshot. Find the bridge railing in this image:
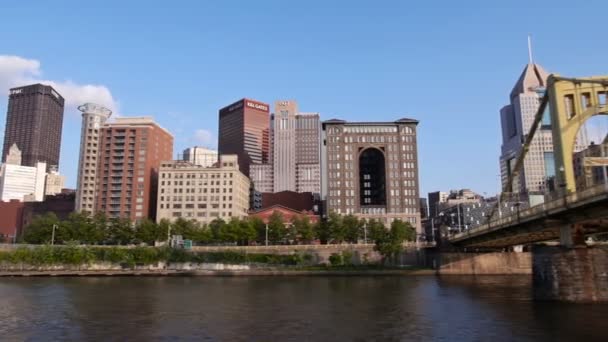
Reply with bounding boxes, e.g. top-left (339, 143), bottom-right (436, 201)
top-left (450, 184), bottom-right (608, 240)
